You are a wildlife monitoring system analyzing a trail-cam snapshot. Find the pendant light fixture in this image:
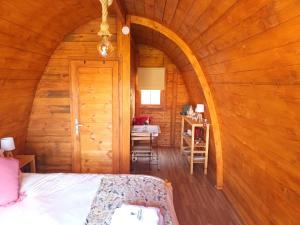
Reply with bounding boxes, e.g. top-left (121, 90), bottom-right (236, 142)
top-left (97, 0), bottom-right (113, 57)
